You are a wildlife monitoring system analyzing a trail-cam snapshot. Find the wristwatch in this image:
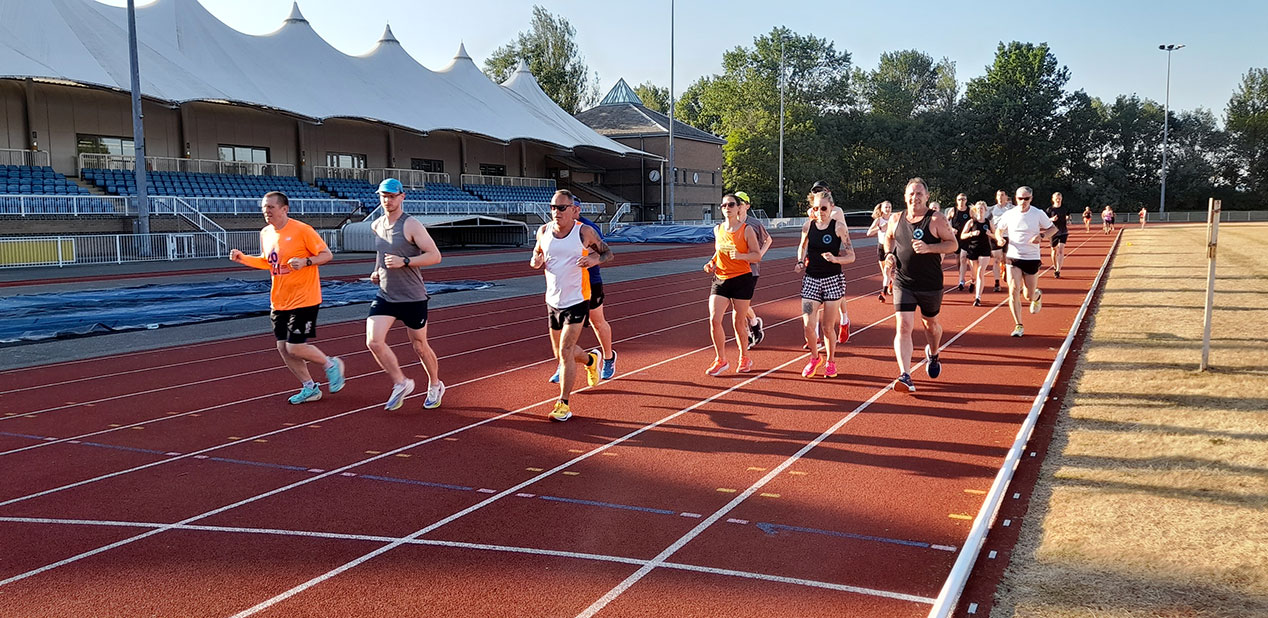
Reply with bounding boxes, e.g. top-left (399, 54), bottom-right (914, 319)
top-left (305, 257), bottom-right (312, 267)
top-left (403, 256), bottom-right (411, 267)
